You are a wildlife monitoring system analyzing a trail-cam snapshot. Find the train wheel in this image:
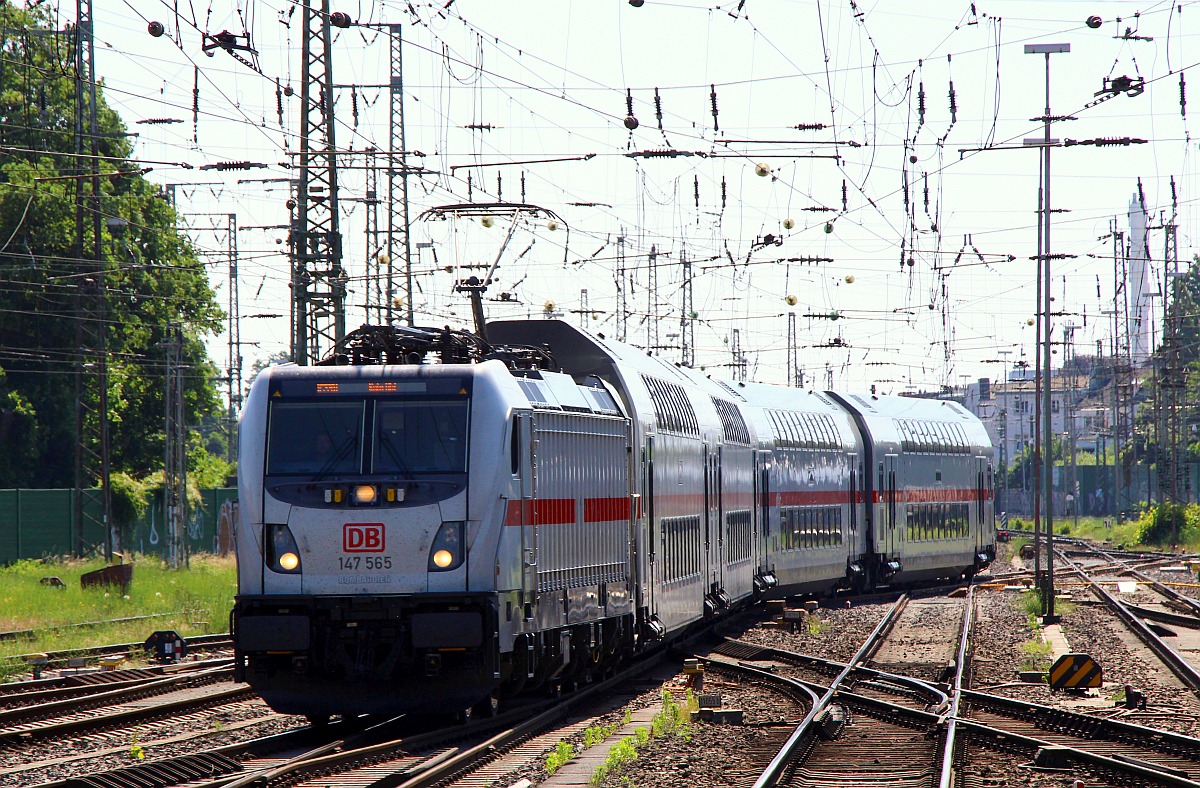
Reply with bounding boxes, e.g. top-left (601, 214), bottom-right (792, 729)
top-left (306, 713), bottom-right (331, 727)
